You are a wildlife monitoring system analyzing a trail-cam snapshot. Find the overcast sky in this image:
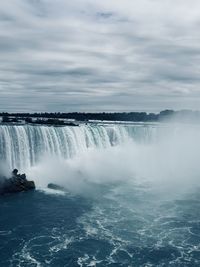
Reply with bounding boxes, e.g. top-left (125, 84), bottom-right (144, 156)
top-left (0, 0), bottom-right (200, 112)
